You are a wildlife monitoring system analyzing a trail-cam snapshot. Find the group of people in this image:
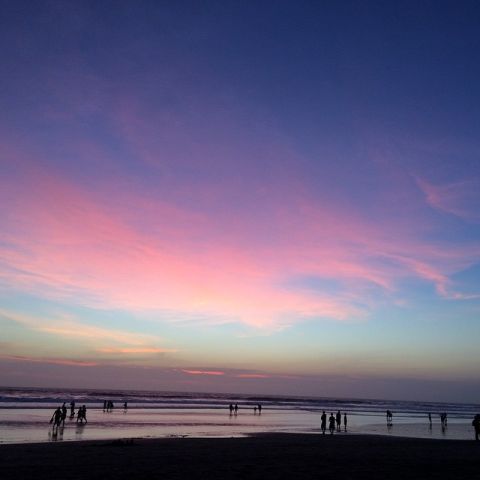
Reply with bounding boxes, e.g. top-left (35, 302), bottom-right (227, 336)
top-left (321, 410), bottom-right (347, 434)
top-left (50, 402), bottom-right (87, 428)
top-left (228, 403), bottom-right (263, 415)
top-left (103, 400), bottom-right (128, 412)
